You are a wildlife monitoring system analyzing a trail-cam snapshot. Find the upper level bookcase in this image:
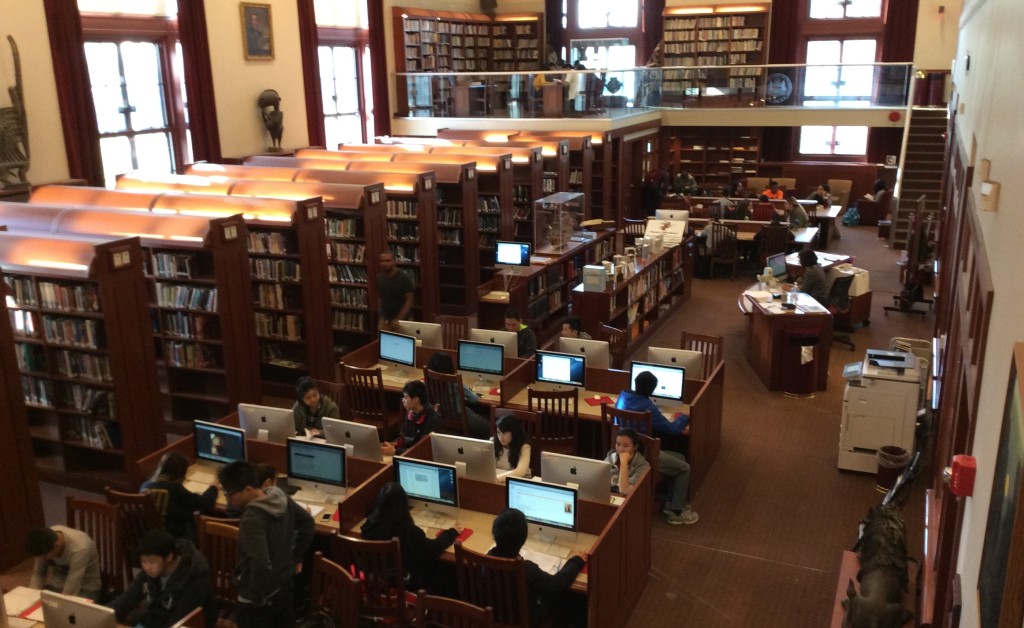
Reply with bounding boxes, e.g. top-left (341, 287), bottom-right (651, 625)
top-left (661, 126), bottom-right (761, 191)
top-left (0, 232), bottom-right (163, 490)
top-left (662, 4), bottom-right (770, 94)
